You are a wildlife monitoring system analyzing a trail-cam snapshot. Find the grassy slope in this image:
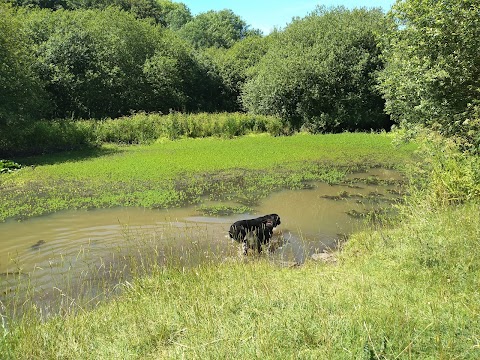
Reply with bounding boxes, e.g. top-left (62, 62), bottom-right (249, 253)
top-left (3, 133), bottom-right (478, 358)
top-left (0, 133), bottom-right (415, 220)
top-left (2, 202), bottom-right (479, 359)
